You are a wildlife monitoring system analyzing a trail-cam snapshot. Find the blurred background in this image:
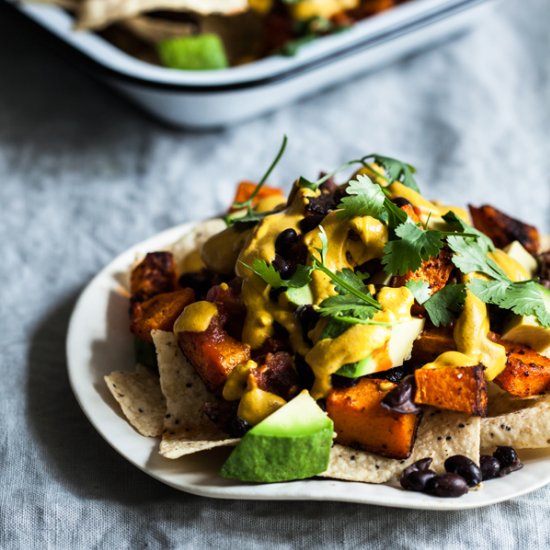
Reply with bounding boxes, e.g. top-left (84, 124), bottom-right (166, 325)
top-left (1, 0), bottom-right (550, 547)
